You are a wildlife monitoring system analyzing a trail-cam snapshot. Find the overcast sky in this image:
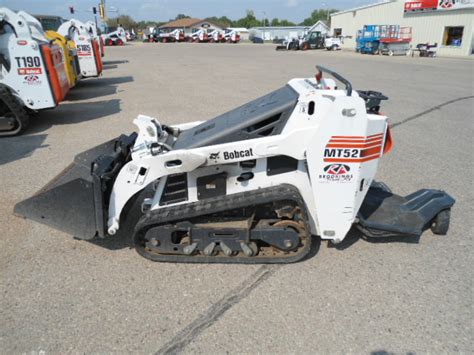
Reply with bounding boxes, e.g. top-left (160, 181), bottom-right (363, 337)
top-left (4, 0), bottom-right (376, 23)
